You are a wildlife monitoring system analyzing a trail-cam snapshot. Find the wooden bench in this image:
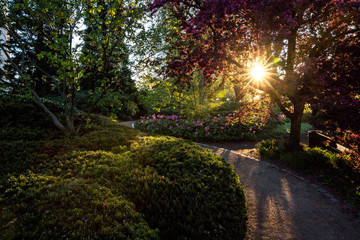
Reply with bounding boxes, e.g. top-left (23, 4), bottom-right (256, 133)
top-left (308, 130), bottom-right (349, 153)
